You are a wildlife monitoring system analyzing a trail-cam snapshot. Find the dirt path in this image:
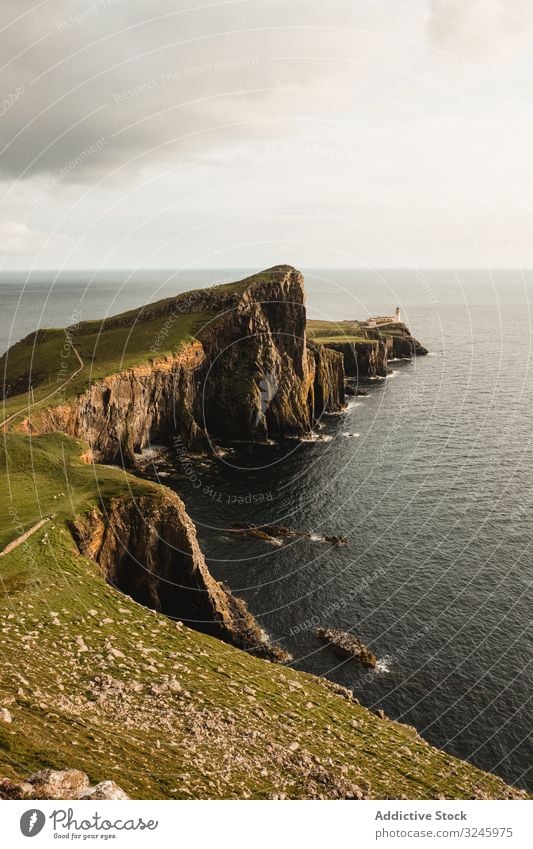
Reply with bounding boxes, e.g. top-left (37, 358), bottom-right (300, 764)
top-left (0, 516), bottom-right (53, 559)
top-left (0, 331), bottom-right (84, 430)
